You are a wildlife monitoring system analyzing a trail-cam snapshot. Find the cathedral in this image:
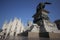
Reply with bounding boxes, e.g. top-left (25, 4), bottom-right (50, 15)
top-left (2, 17), bottom-right (24, 37)
top-left (0, 1), bottom-right (60, 40)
